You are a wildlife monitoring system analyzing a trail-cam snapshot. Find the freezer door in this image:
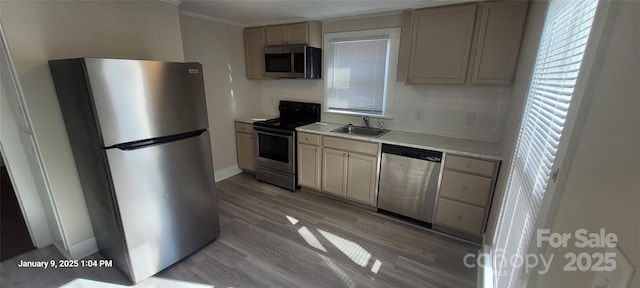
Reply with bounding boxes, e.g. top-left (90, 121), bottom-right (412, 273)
top-left (84, 58), bottom-right (208, 147)
top-left (105, 131), bottom-right (219, 283)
